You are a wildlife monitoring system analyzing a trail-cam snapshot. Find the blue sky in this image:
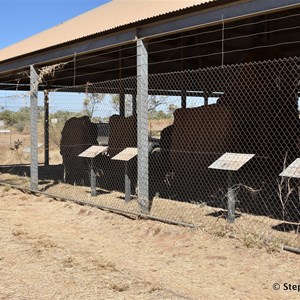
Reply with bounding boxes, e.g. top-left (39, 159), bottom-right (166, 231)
top-left (0, 0), bottom-right (211, 117)
top-left (0, 0), bottom-right (111, 50)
